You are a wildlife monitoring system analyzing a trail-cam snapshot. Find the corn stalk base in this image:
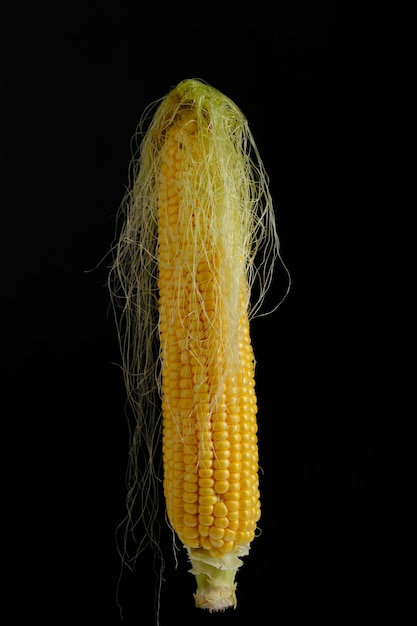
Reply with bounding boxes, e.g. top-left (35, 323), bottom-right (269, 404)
top-left (187, 545), bottom-right (250, 612)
